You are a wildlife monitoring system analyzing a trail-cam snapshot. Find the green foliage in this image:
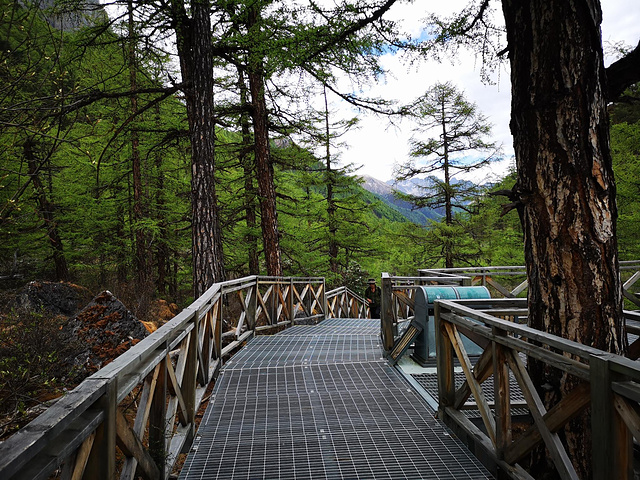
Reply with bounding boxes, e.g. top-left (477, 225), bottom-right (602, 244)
top-left (611, 120), bottom-right (640, 260)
